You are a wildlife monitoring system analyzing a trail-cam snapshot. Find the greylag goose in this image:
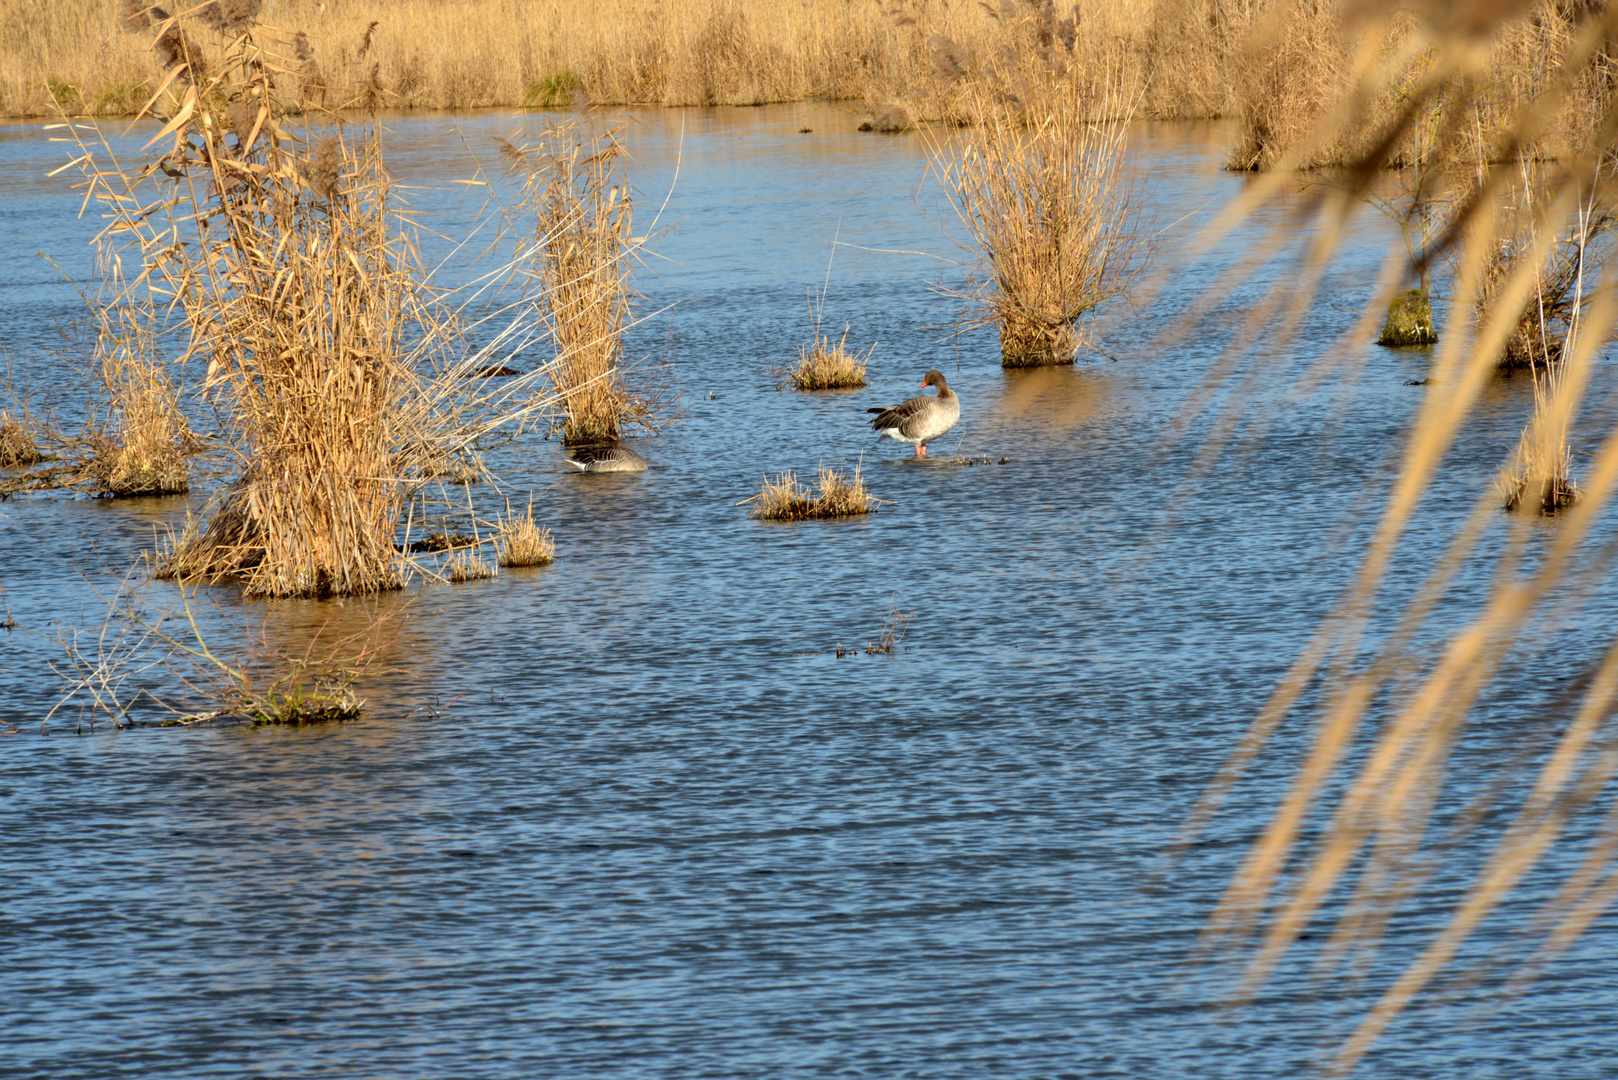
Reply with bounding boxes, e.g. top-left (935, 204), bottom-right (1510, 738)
top-left (868, 369), bottom-right (959, 457)
top-left (567, 444), bottom-right (648, 473)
